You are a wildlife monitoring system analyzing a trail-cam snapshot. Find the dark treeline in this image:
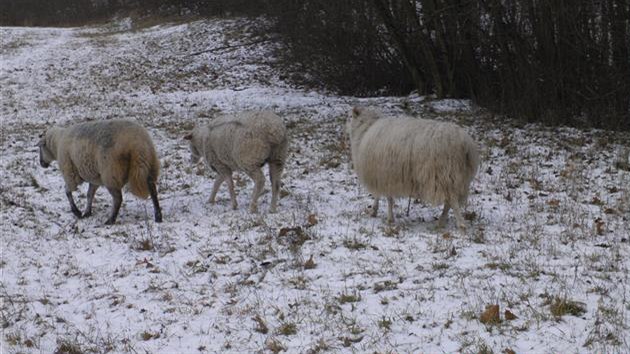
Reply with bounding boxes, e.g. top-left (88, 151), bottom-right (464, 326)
top-left (1, 0), bottom-right (119, 26)
top-left (268, 0), bottom-right (630, 129)
top-left (0, 0), bottom-right (263, 26)
top-left (2, 0), bottom-right (628, 129)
